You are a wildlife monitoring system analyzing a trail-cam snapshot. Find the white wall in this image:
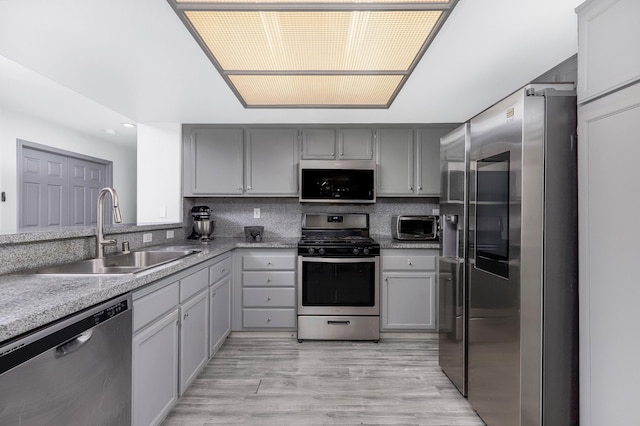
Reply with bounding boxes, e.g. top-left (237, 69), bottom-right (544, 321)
top-left (0, 107), bottom-right (137, 234)
top-left (136, 123), bottom-right (182, 225)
